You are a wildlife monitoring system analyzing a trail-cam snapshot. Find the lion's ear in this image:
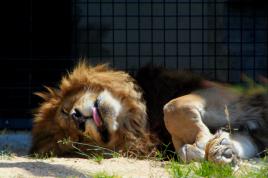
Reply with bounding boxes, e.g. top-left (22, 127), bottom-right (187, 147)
top-left (34, 86), bottom-right (60, 101)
